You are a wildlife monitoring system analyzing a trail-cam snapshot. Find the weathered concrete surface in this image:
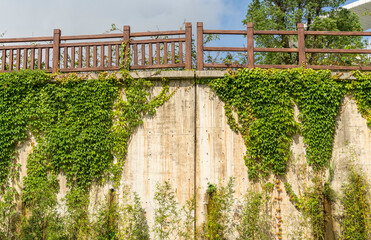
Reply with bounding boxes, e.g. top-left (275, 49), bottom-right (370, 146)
top-left (330, 96), bottom-right (371, 237)
top-left (11, 71), bottom-right (371, 239)
top-left (122, 80), bottom-right (195, 227)
top-left (195, 84), bottom-right (248, 226)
